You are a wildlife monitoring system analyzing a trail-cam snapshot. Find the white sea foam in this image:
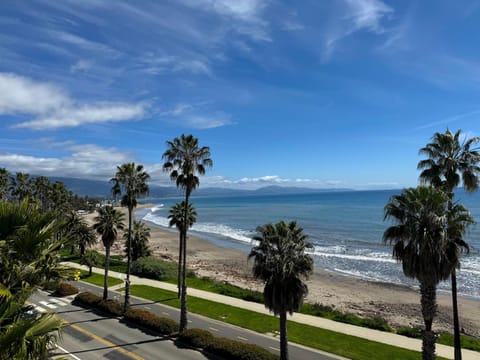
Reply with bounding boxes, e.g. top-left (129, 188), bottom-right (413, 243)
top-left (312, 246), bottom-right (397, 263)
top-left (142, 213), bottom-right (254, 244)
